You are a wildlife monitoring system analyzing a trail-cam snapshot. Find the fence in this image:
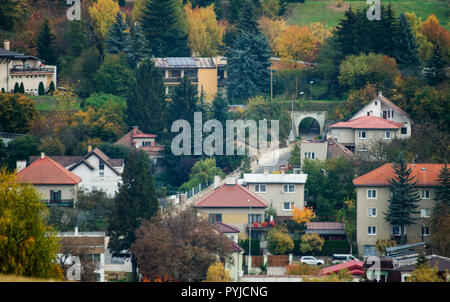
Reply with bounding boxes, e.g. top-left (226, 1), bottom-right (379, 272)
top-left (245, 255), bottom-right (291, 268)
top-left (185, 180), bottom-right (213, 199)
